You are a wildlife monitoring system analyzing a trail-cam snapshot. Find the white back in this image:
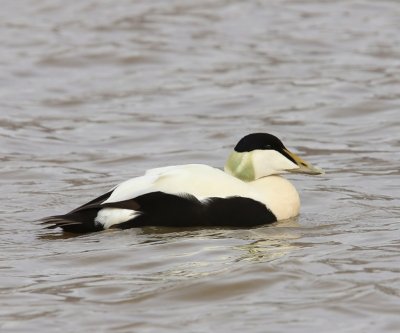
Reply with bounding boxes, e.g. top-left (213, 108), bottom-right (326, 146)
top-left (103, 164), bottom-right (265, 204)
